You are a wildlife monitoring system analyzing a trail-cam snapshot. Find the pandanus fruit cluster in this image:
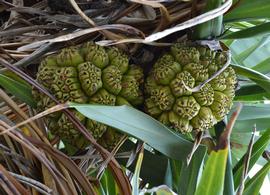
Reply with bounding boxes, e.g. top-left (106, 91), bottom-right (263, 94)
top-left (33, 42), bottom-right (144, 149)
top-left (34, 42), bottom-right (237, 149)
top-left (145, 43), bottom-right (237, 133)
